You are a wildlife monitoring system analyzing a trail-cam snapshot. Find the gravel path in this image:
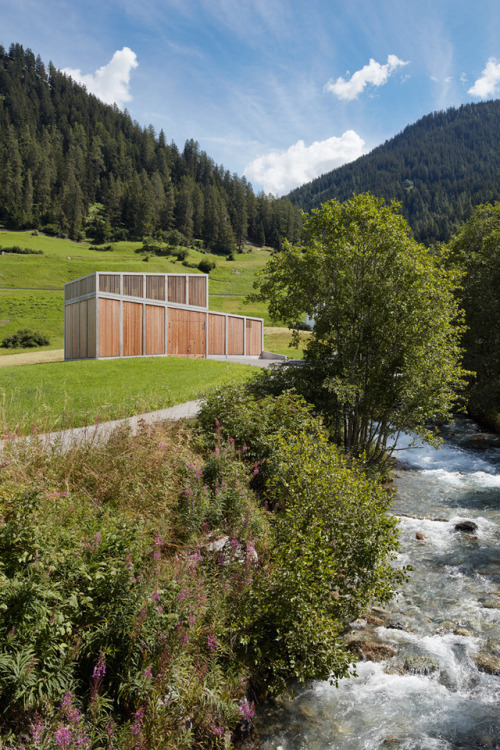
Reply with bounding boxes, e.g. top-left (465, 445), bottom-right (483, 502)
top-left (1, 400), bottom-right (202, 454)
